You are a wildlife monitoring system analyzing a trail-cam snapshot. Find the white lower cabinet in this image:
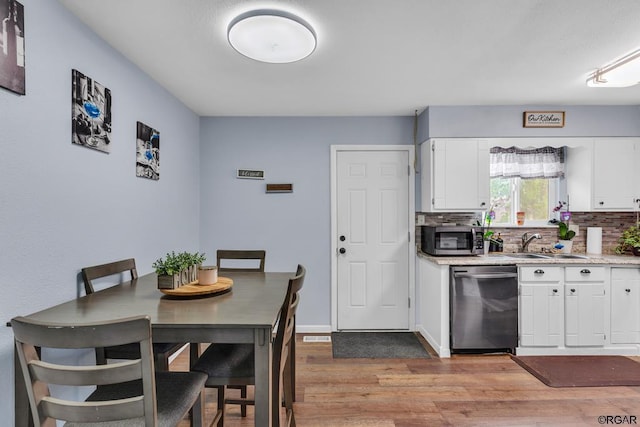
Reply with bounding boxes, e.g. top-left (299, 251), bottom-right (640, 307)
top-left (564, 267), bottom-right (607, 347)
top-left (517, 265), bottom-right (640, 355)
top-left (519, 267), bottom-right (563, 347)
top-left (611, 267), bottom-right (640, 344)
